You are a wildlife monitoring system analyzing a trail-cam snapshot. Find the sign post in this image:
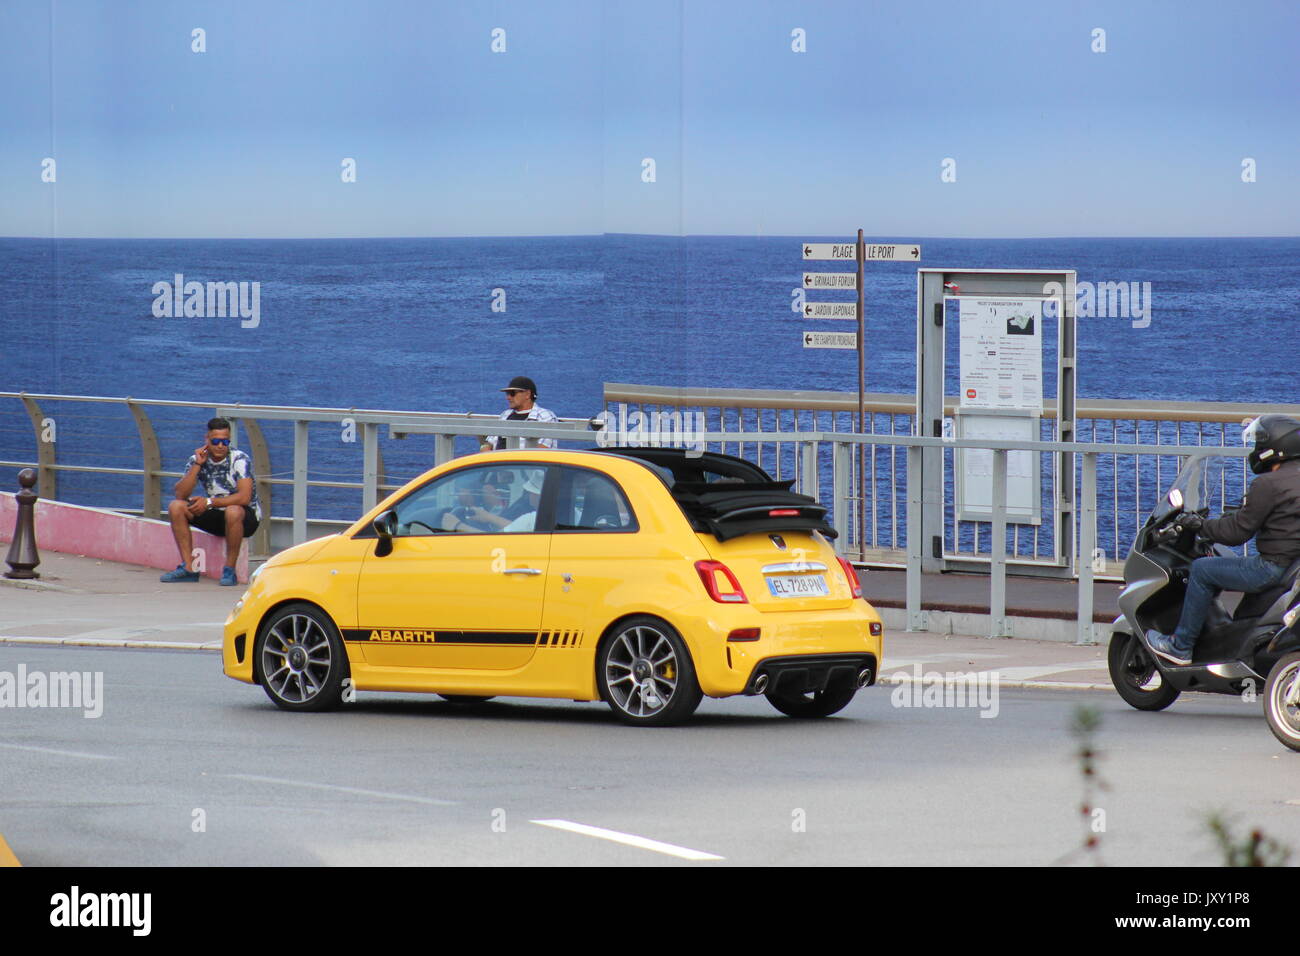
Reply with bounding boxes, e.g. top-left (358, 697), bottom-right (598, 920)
top-left (799, 234), bottom-right (921, 559)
